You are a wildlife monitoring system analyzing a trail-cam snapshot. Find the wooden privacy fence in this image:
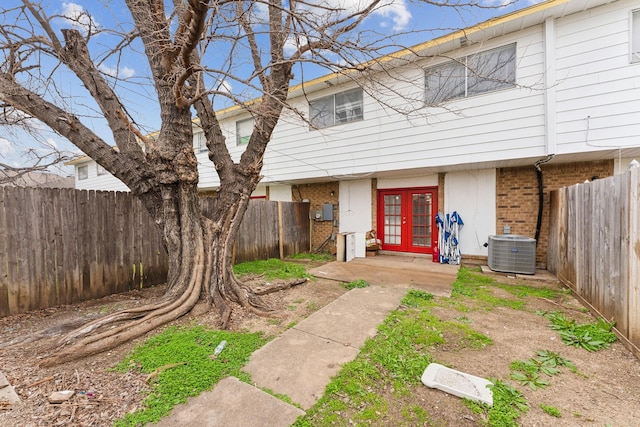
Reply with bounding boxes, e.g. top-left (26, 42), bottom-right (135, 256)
top-left (0, 187), bottom-right (310, 317)
top-left (547, 167), bottom-right (640, 355)
top-left (201, 198), bottom-right (311, 264)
